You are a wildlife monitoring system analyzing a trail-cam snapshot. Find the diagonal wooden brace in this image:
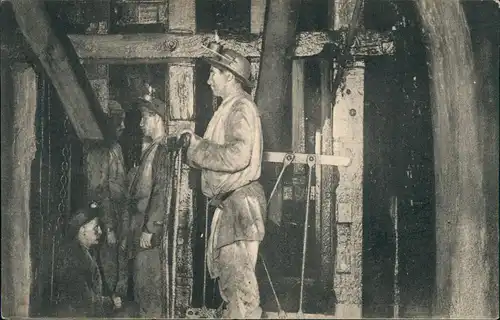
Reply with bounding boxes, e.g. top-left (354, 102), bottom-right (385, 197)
top-left (263, 151), bottom-right (351, 167)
